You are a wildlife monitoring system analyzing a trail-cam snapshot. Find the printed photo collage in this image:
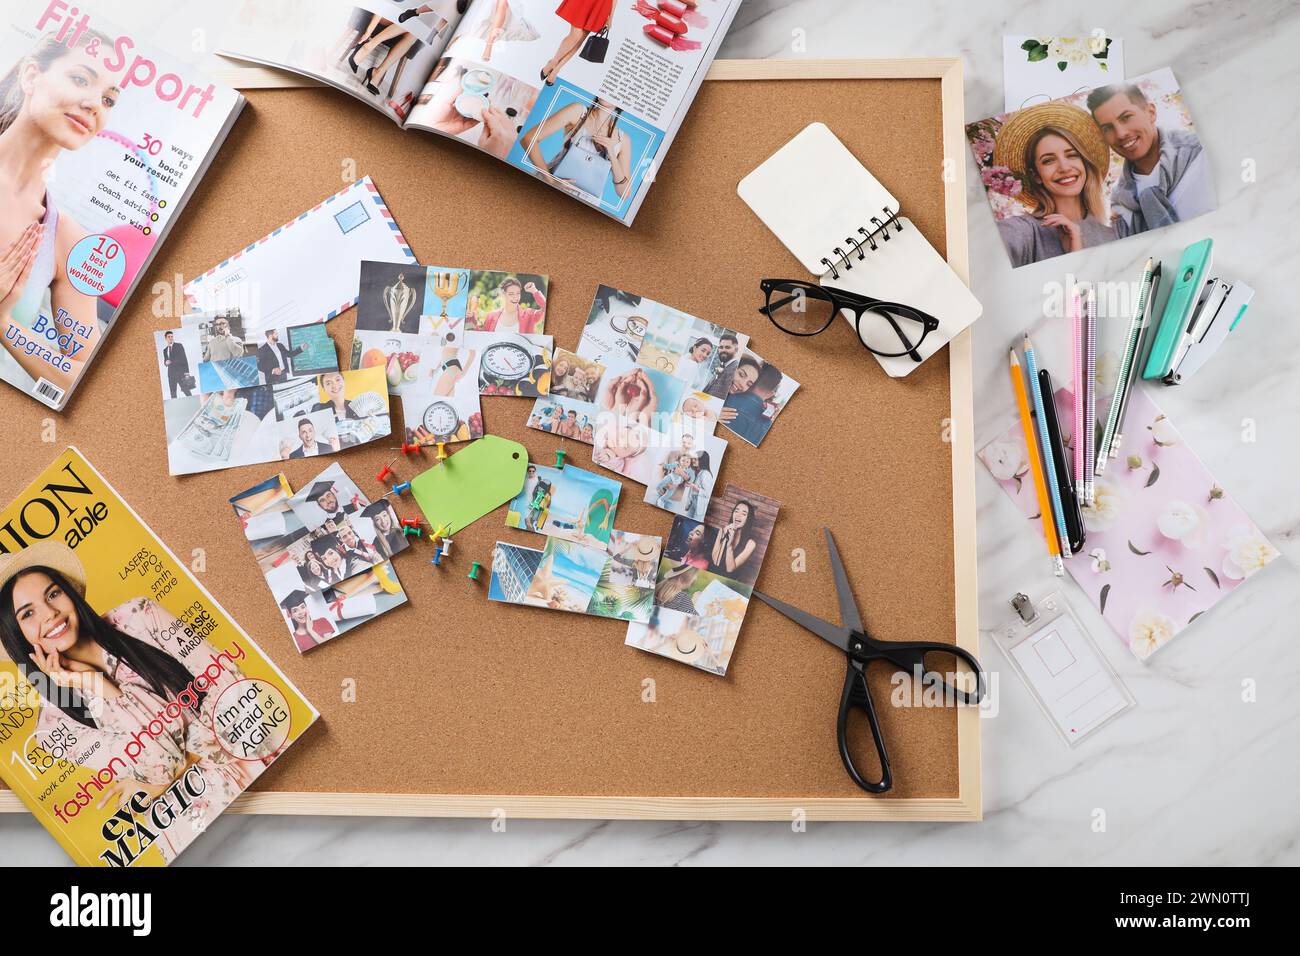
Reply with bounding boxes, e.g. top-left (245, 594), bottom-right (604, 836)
top-left (231, 463), bottom-right (410, 654)
top-left (527, 284), bottom-right (799, 519)
top-left (348, 260), bottom-right (554, 446)
top-left (156, 309), bottom-right (393, 476)
top-left (626, 484), bottom-right (782, 676)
